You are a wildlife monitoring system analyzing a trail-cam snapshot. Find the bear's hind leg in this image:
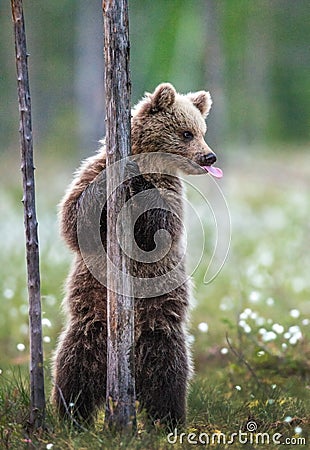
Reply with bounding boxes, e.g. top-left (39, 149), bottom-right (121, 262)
top-left (52, 321), bottom-right (106, 426)
top-left (135, 328), bottom-right (190, 429)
